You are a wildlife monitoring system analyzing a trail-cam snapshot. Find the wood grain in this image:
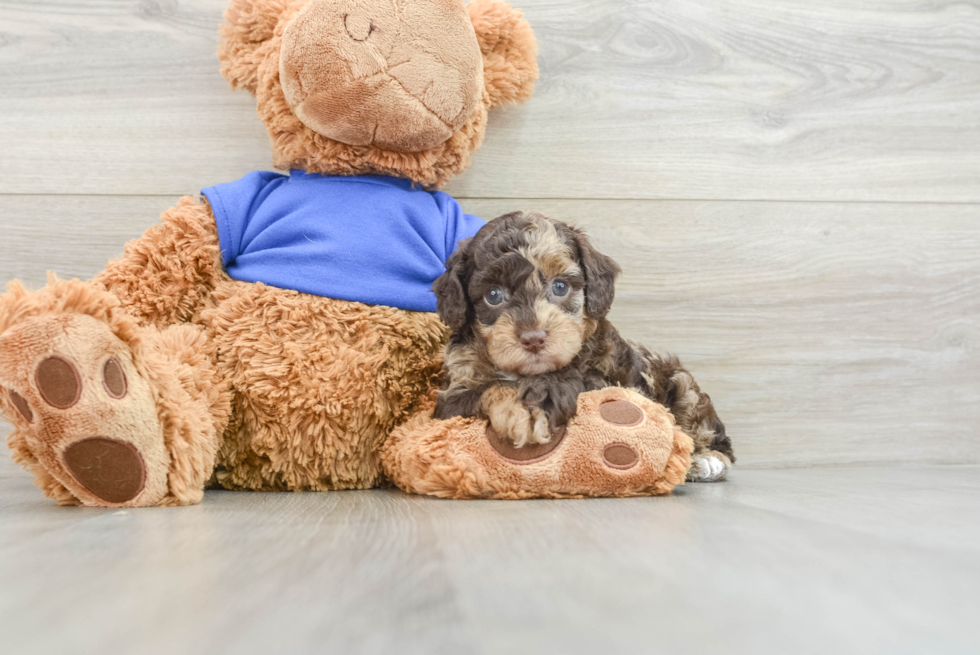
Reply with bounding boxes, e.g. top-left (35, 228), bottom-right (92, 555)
top-left (2, 195), bottom-right (977, 469)
top-left (1, 456), bottom-right (978, 654)
top-left (0, 0), bottom-right (978, 200)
